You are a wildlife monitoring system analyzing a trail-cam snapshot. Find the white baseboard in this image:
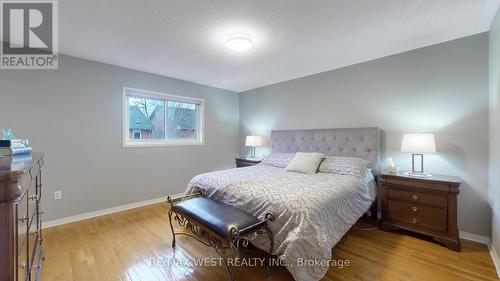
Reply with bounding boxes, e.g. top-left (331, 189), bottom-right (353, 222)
top-left (460, 231), bottom-right (500, 279)
top-left (460, 230), bottom-right (490, 244)
top-left (42, 196), bottom-right (167, 229)
top-left (488, 241), bottom-right (500, 279)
